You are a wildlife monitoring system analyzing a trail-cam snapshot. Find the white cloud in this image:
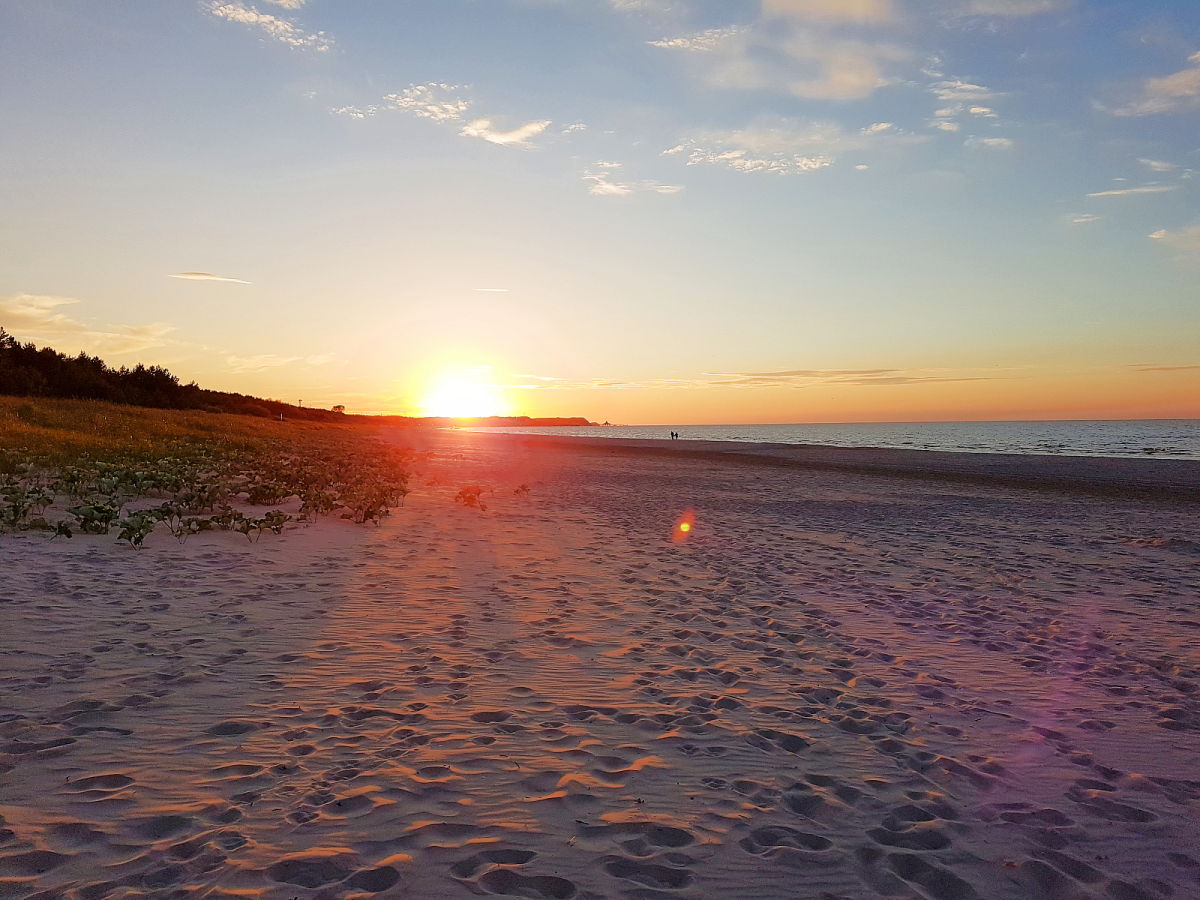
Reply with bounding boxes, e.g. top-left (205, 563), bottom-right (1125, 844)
top-left (653, 15), bottom-right (908, 102)
top-left (332, 105), bottom-right (378, 119)
top-left (772, 32), bottom-right (908, 100)
top-left (582, 163), bottom-right (684, 196)
top-left (1105, 52), bottom-right (1200, 116)
top-left (955, 0), bottom-right (1069, 16)
top-left (932, 80), bottom-right (998, 102)
top-left (1149, 224), bottom-right (1200, 254)
top-left (205, 2), bottom-right (331, 52)
top-left (336, 83), bottom-right (552, 150)
top-left (929, 79), bottom-right (1004, 131)
top-left (460, 118), bottom-right (551, 148)
top-left (649, 26), bottom-right (746, 52)
top-left (664, 117), bottom-right (922, 175)
top-left (262, 0), bottom-right (304, 7)
top-left (169, 271), bottom-right (251, 284)
top-left (1138, 158), bottom-right (1178, 173)
top-left (384, 83), bottom-right (472, 123)
top-left (0, 294), bottom-right (176, 356)
top-left (1086, 185), bottom-right (1179, 198)
top-left (1069, 213), bottom-right (1100, 224)
top-left (763, 0), bottom-right (896, 23)
top-left (965, 135), bottom-right (1014, 149)
top-left (608, 0), bottom-right (677, 13)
